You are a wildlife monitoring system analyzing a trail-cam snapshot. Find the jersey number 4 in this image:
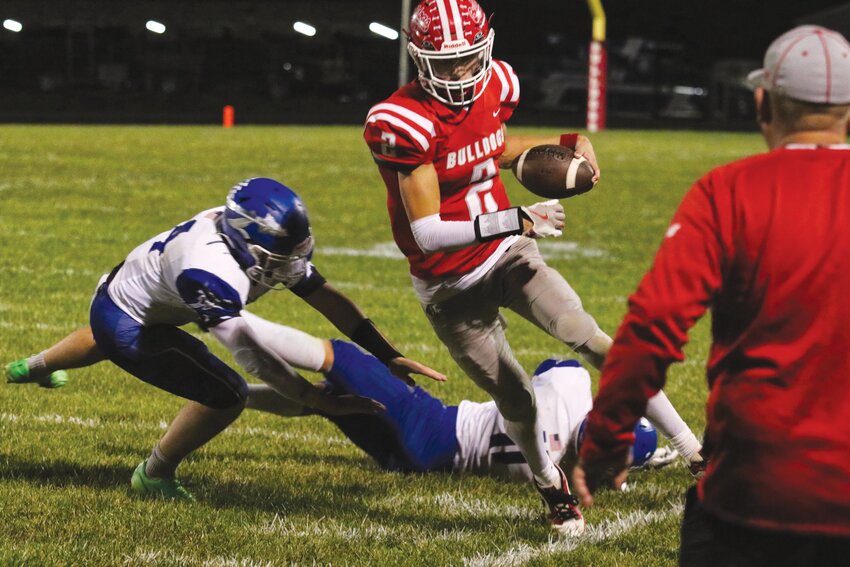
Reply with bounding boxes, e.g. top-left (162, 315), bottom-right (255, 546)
top-left (149, 220), bottom-right (196, 255)
top-left (465, 159), bottom-right (499, 217)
